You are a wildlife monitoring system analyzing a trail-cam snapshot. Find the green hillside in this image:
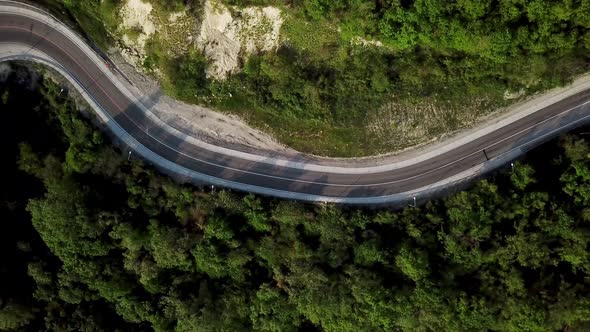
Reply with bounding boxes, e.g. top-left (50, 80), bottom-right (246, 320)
top-left (39, 0), bottom-right (590, 156)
